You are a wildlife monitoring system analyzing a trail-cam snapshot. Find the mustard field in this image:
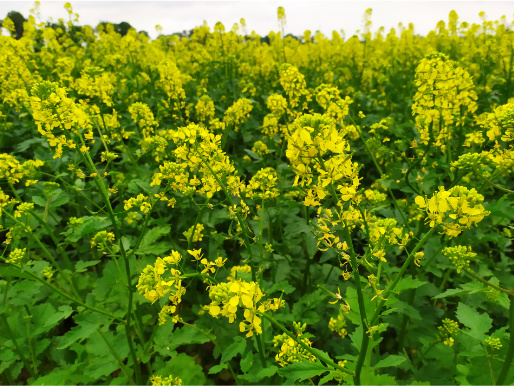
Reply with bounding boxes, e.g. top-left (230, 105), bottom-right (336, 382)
top-left (1, 5), bottom-right (514, 385)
